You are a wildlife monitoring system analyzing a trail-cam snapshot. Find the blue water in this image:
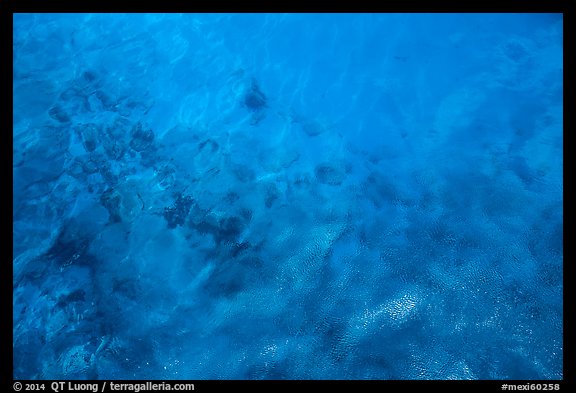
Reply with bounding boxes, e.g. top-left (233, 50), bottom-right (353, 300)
top-left (12, 13), bottom-right (563, 380)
